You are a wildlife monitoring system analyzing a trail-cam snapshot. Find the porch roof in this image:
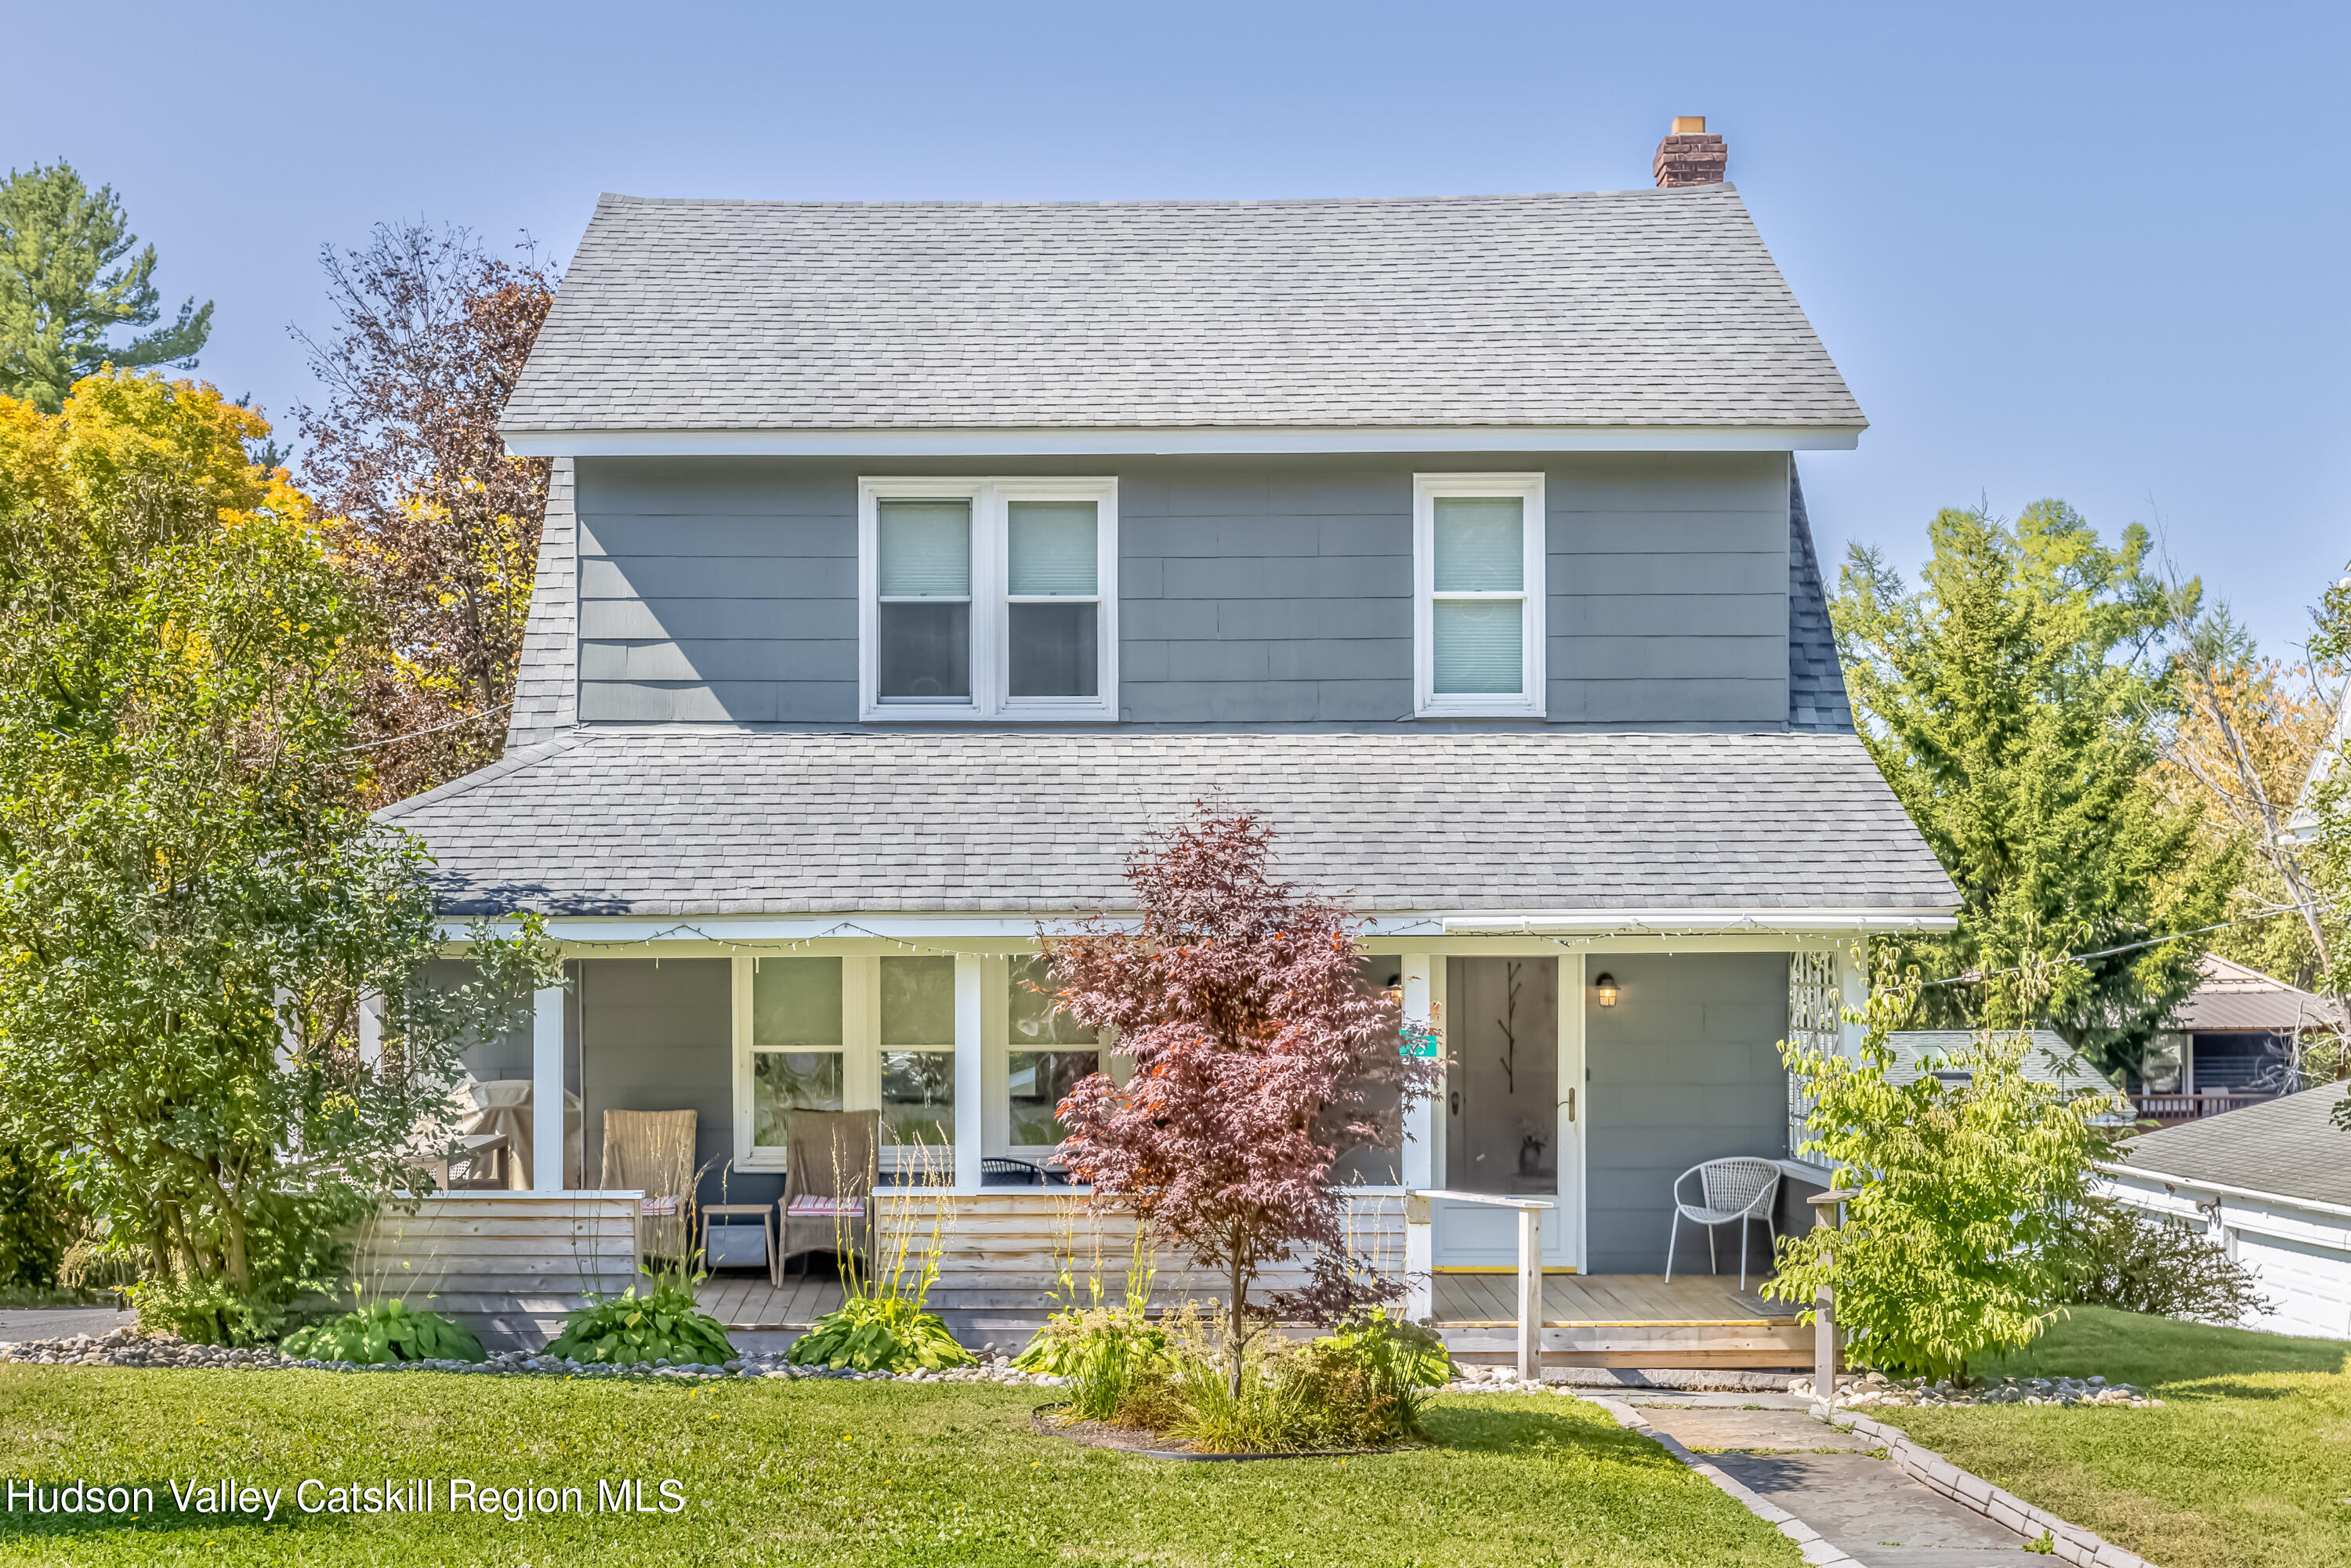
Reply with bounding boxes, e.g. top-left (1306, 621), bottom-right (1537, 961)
top-left (377, 728), bottom-right (1956, 919)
